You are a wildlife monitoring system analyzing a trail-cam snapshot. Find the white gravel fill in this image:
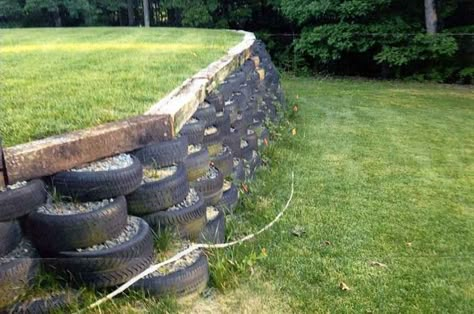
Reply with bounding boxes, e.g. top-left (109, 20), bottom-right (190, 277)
top-left (71, 154), bottom-right (133, 172)
top-left (167, 189), bottom-right (199, 211)
top-left (38, 199), bottom-right (113, 215)
top-left (196, 166), bottom-right (219, 182)
top-left (142, 165), bottom-right (177, 183)
top-left (0, 181), bottom-right (27, 193)
top-left (206, 206), bottom-right (220, 221)
top-left (77, 217), bottom-right (140, 252)
top-left (0, 241), bottom-right (33, 265)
